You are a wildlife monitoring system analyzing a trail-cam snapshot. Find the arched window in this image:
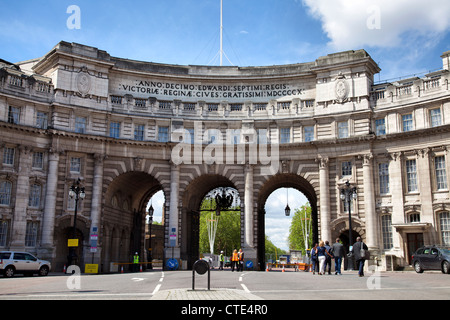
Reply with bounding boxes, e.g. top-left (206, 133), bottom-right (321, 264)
top-left (440, 211), bottom-right (450, 246)
top-left (0, 181), bottom-right (12, 206)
